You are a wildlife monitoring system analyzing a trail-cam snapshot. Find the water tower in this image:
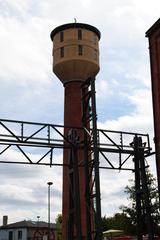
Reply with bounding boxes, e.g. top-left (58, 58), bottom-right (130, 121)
top-left (50, 23), bottom-right (101, 240)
